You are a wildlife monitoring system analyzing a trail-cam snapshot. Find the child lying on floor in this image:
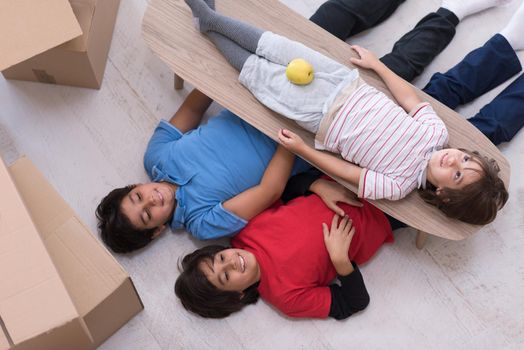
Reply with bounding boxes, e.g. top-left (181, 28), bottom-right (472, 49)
top-left (184, 0), bottom-right (508, 225)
